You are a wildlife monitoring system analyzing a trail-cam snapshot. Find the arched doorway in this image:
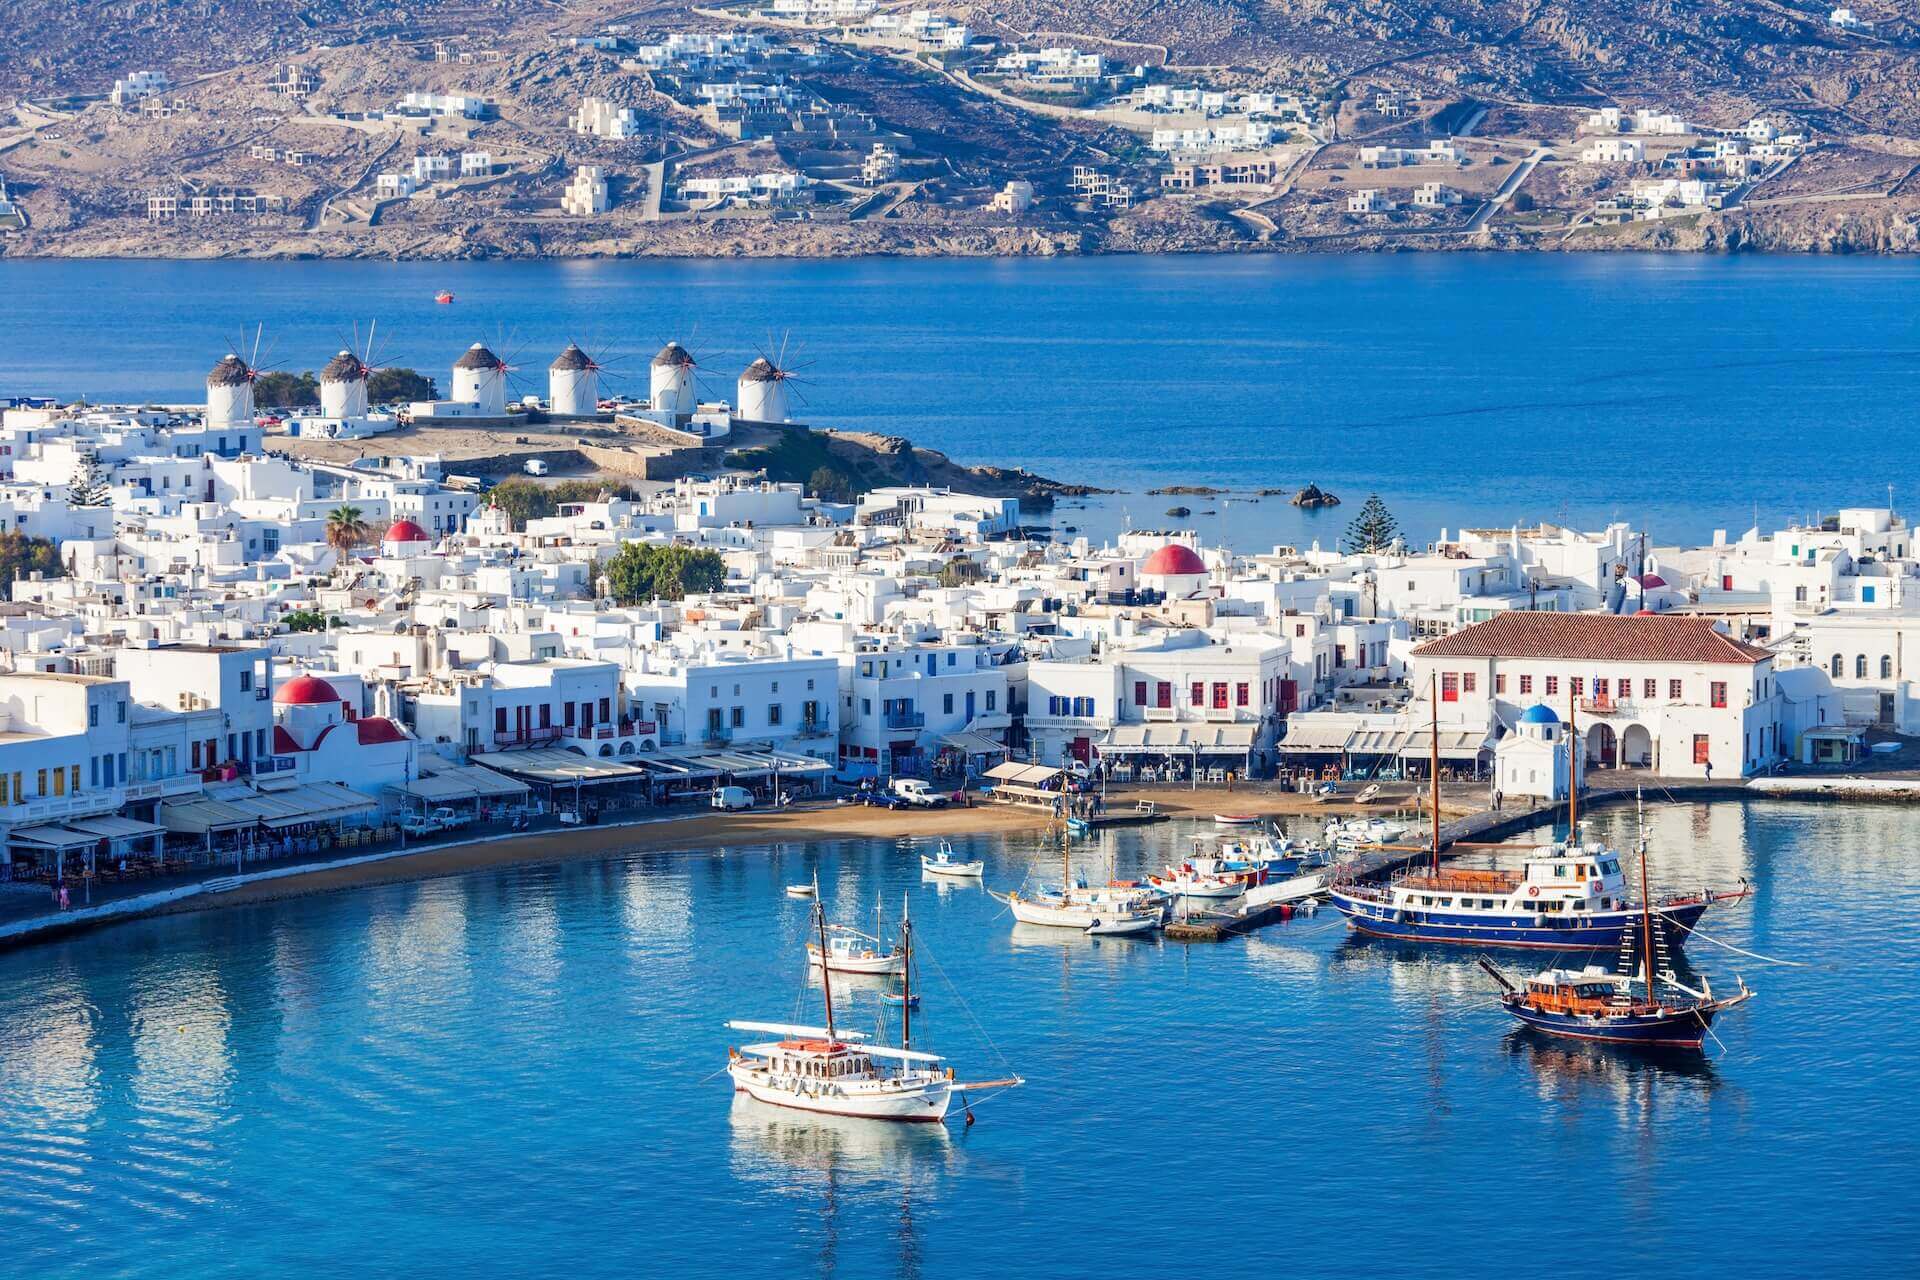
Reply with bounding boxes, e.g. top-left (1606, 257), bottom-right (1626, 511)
top-left (1587, 723), bottom-right (1618, 768)
top-left (1620, 724), bottom-right (1653, 769)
